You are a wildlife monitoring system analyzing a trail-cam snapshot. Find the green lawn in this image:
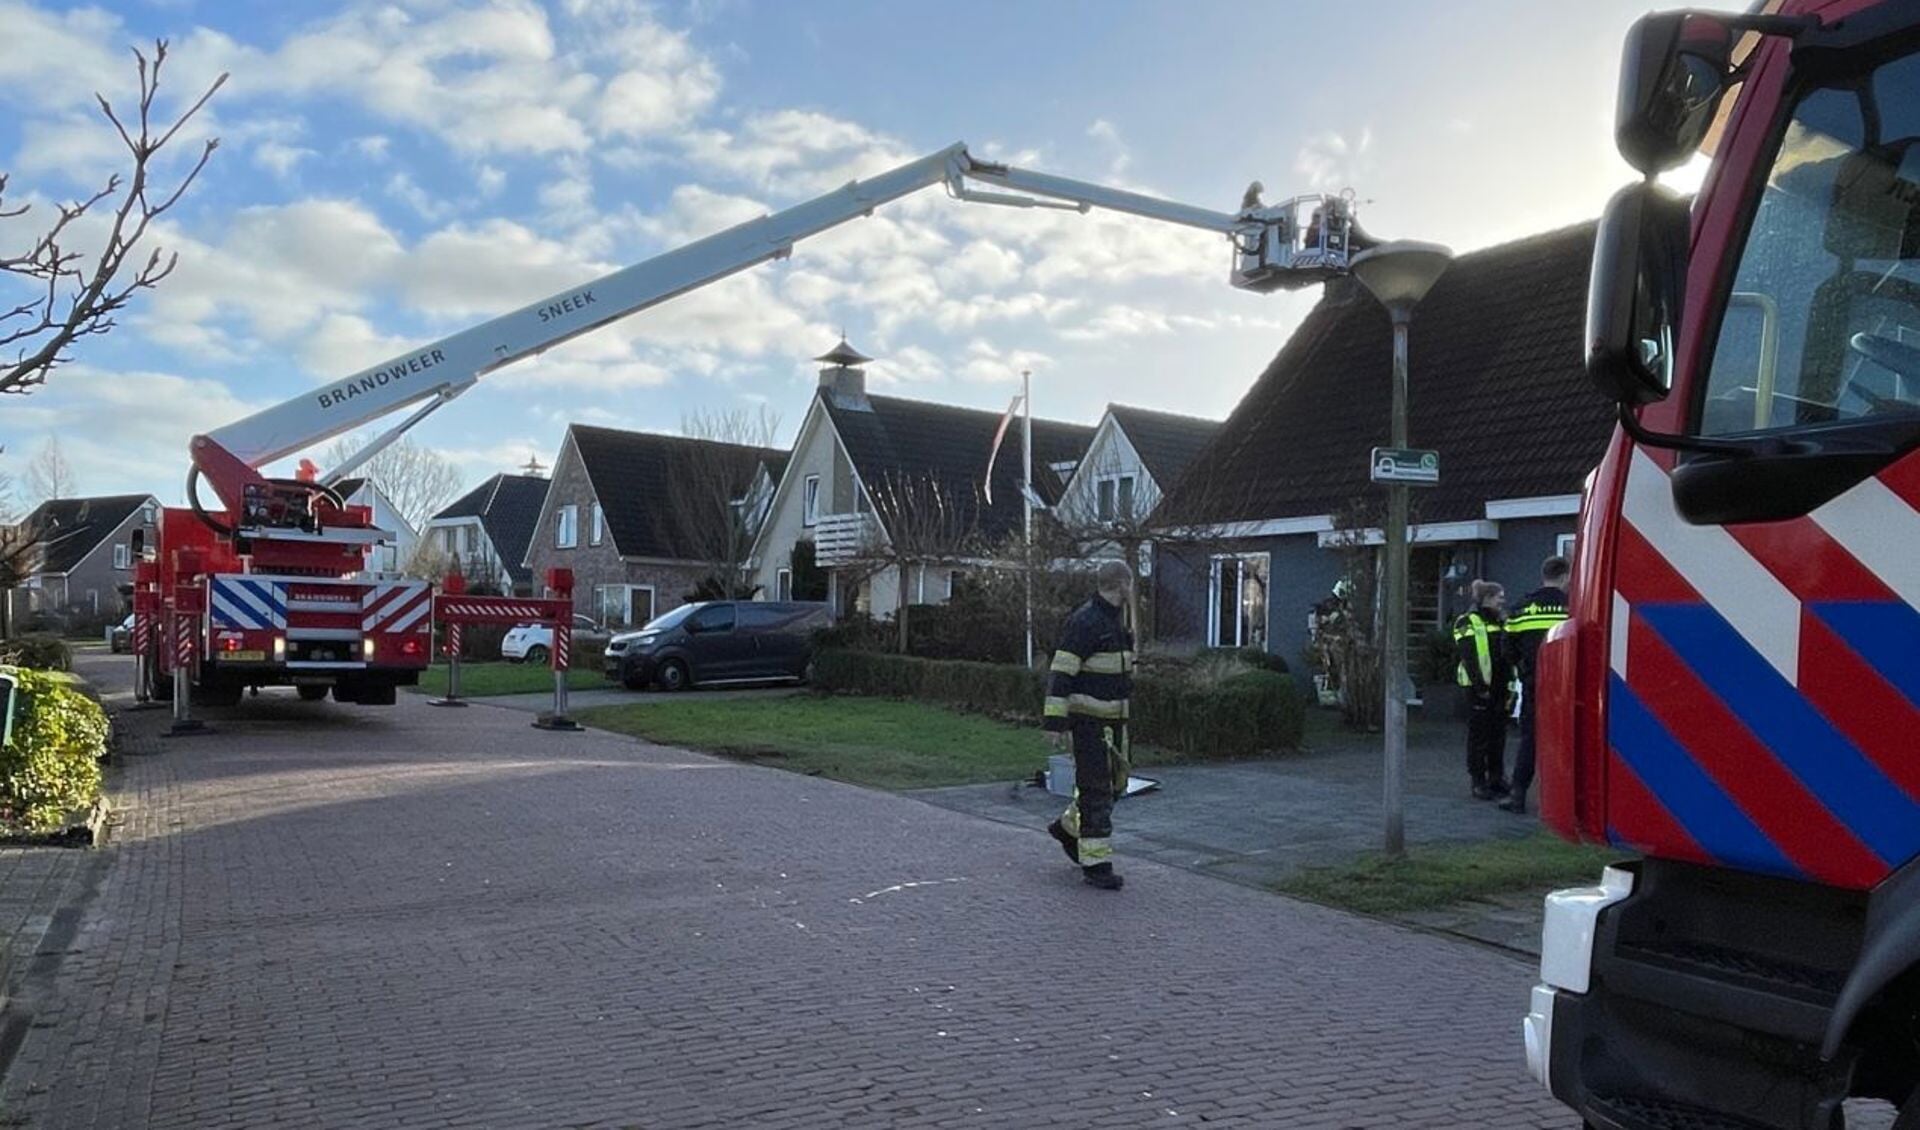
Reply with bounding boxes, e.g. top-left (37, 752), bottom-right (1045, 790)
top-left (411, 662), bottom-right (607, 698)
top-left (1273, 833), bottom-right (1623, 915)
top-left (574, 695), bottom-right (1058, 790)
